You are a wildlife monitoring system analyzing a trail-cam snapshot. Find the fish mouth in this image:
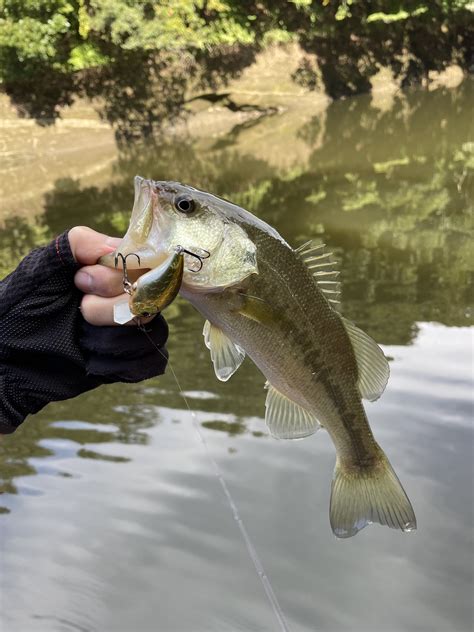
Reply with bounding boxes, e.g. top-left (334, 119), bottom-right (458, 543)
top-left (99, 176), bottom-right (168, 270)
